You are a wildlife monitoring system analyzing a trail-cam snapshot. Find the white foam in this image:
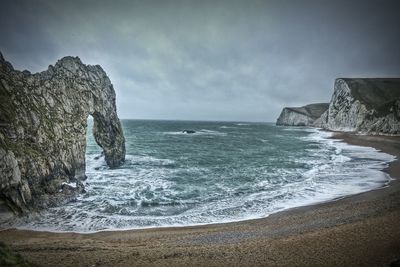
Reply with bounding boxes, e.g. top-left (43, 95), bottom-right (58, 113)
top-left (220, 126), bottom-right (238, 129)
top-left (61, 182), bottom-right (77, 188)
top-left (330, 154), bottom-right (352, 163)
top-left (125, 155), bottom-right (176, 166)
